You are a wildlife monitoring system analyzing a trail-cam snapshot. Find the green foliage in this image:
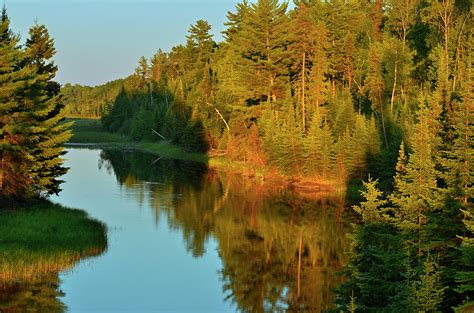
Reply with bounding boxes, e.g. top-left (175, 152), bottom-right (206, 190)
top-left (336, 223), bottom-right (411, 313)
top-left (50, 2), bottom-right (474, 309)
top-left (411, 256), bottom-right (446, 312)
top-left (0, 11), bottom-right (70, 201)
top-left (390, 104), bottom-right (440, 242)
top-left (353, 178), bottom-right (388, 224)
top-left (304, 109), bottom-right (333, 177)
top-left (0, 200), bottom-right (107, 282)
